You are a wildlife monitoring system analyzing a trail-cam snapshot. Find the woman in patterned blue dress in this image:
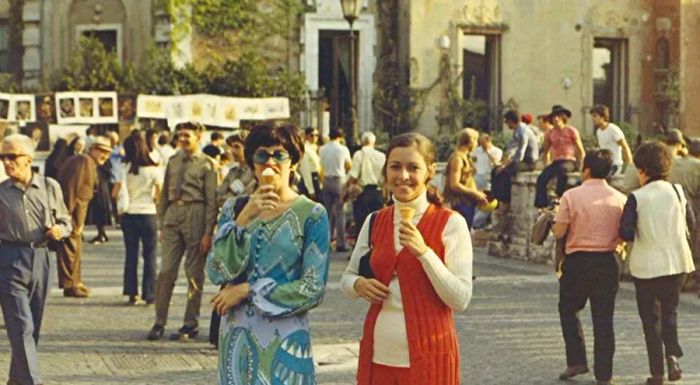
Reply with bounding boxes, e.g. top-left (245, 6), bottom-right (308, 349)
top-left (207, 121), bottom-right (330, 385)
